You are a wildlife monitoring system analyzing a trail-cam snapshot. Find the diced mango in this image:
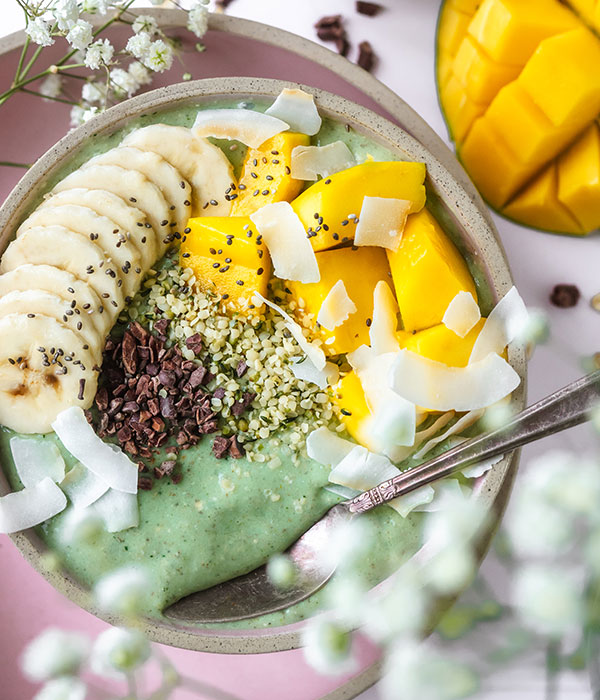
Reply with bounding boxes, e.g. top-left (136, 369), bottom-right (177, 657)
top-left (438, 5), bottom-right (474, 55)
top-left (595, 1), bottom-right (600, 31)
top-left (332, 371), bottom-right (372, 446)
top-left (448, 0), bottom-right (481, 12)
top-left (437, 49), bottom-right (454, 88)
top-left (459, 118), bottom-right (538, 207)
top-left (485, 82), bottom-right (584, 167)
top-left (503, 162), bottom-right (585, 234)
top-left (180, 217), bottom-right (271, 308)
top-left (568, 0), bottom-right (596, 24)
top-left (440, 75), bottom-right (486, 144)
top-left (467, 0), bottom-right (580, 65)
top-left (287, 247), bottom-right (393, 355)
top-left (386, 208), bottom-right (477, 333)
top-left (404, 319), bottom-right (485, 367)
top-left (452, 36), bottom-right (521, 105)
top-left (557, 122), bottom-right (600, 231)
top-left (290, 161), bottom-right (427, 253)
top-left (517, 28), bottom-right (600, 129)
top-left (230, 132), bottom-right (309, 216)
